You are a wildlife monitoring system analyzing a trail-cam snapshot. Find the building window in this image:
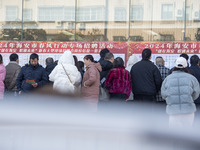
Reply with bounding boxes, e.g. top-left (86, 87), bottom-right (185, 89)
top-left (24, 9), bottom-right (32, 21)
top-left (78, 6), bottom-right (104, 21)
top-left (131, 5), bottom-right (143, 21)
top-left (64, 7), bottom-right (75, 21)
top-left (6, 6), bottom-right (18, 21)
top-left (130, 36), bottom-right (144, 41)
top-left (114, 8), bottom-right (126, 22)
top-left (161, 4), bottom-right (174, 20)
top-left (38, 7), bottom-right (74, 22)
top-left (160, 34), bottom-right (175, 41)
top-left (113, 36), bottom-right (126, 41)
